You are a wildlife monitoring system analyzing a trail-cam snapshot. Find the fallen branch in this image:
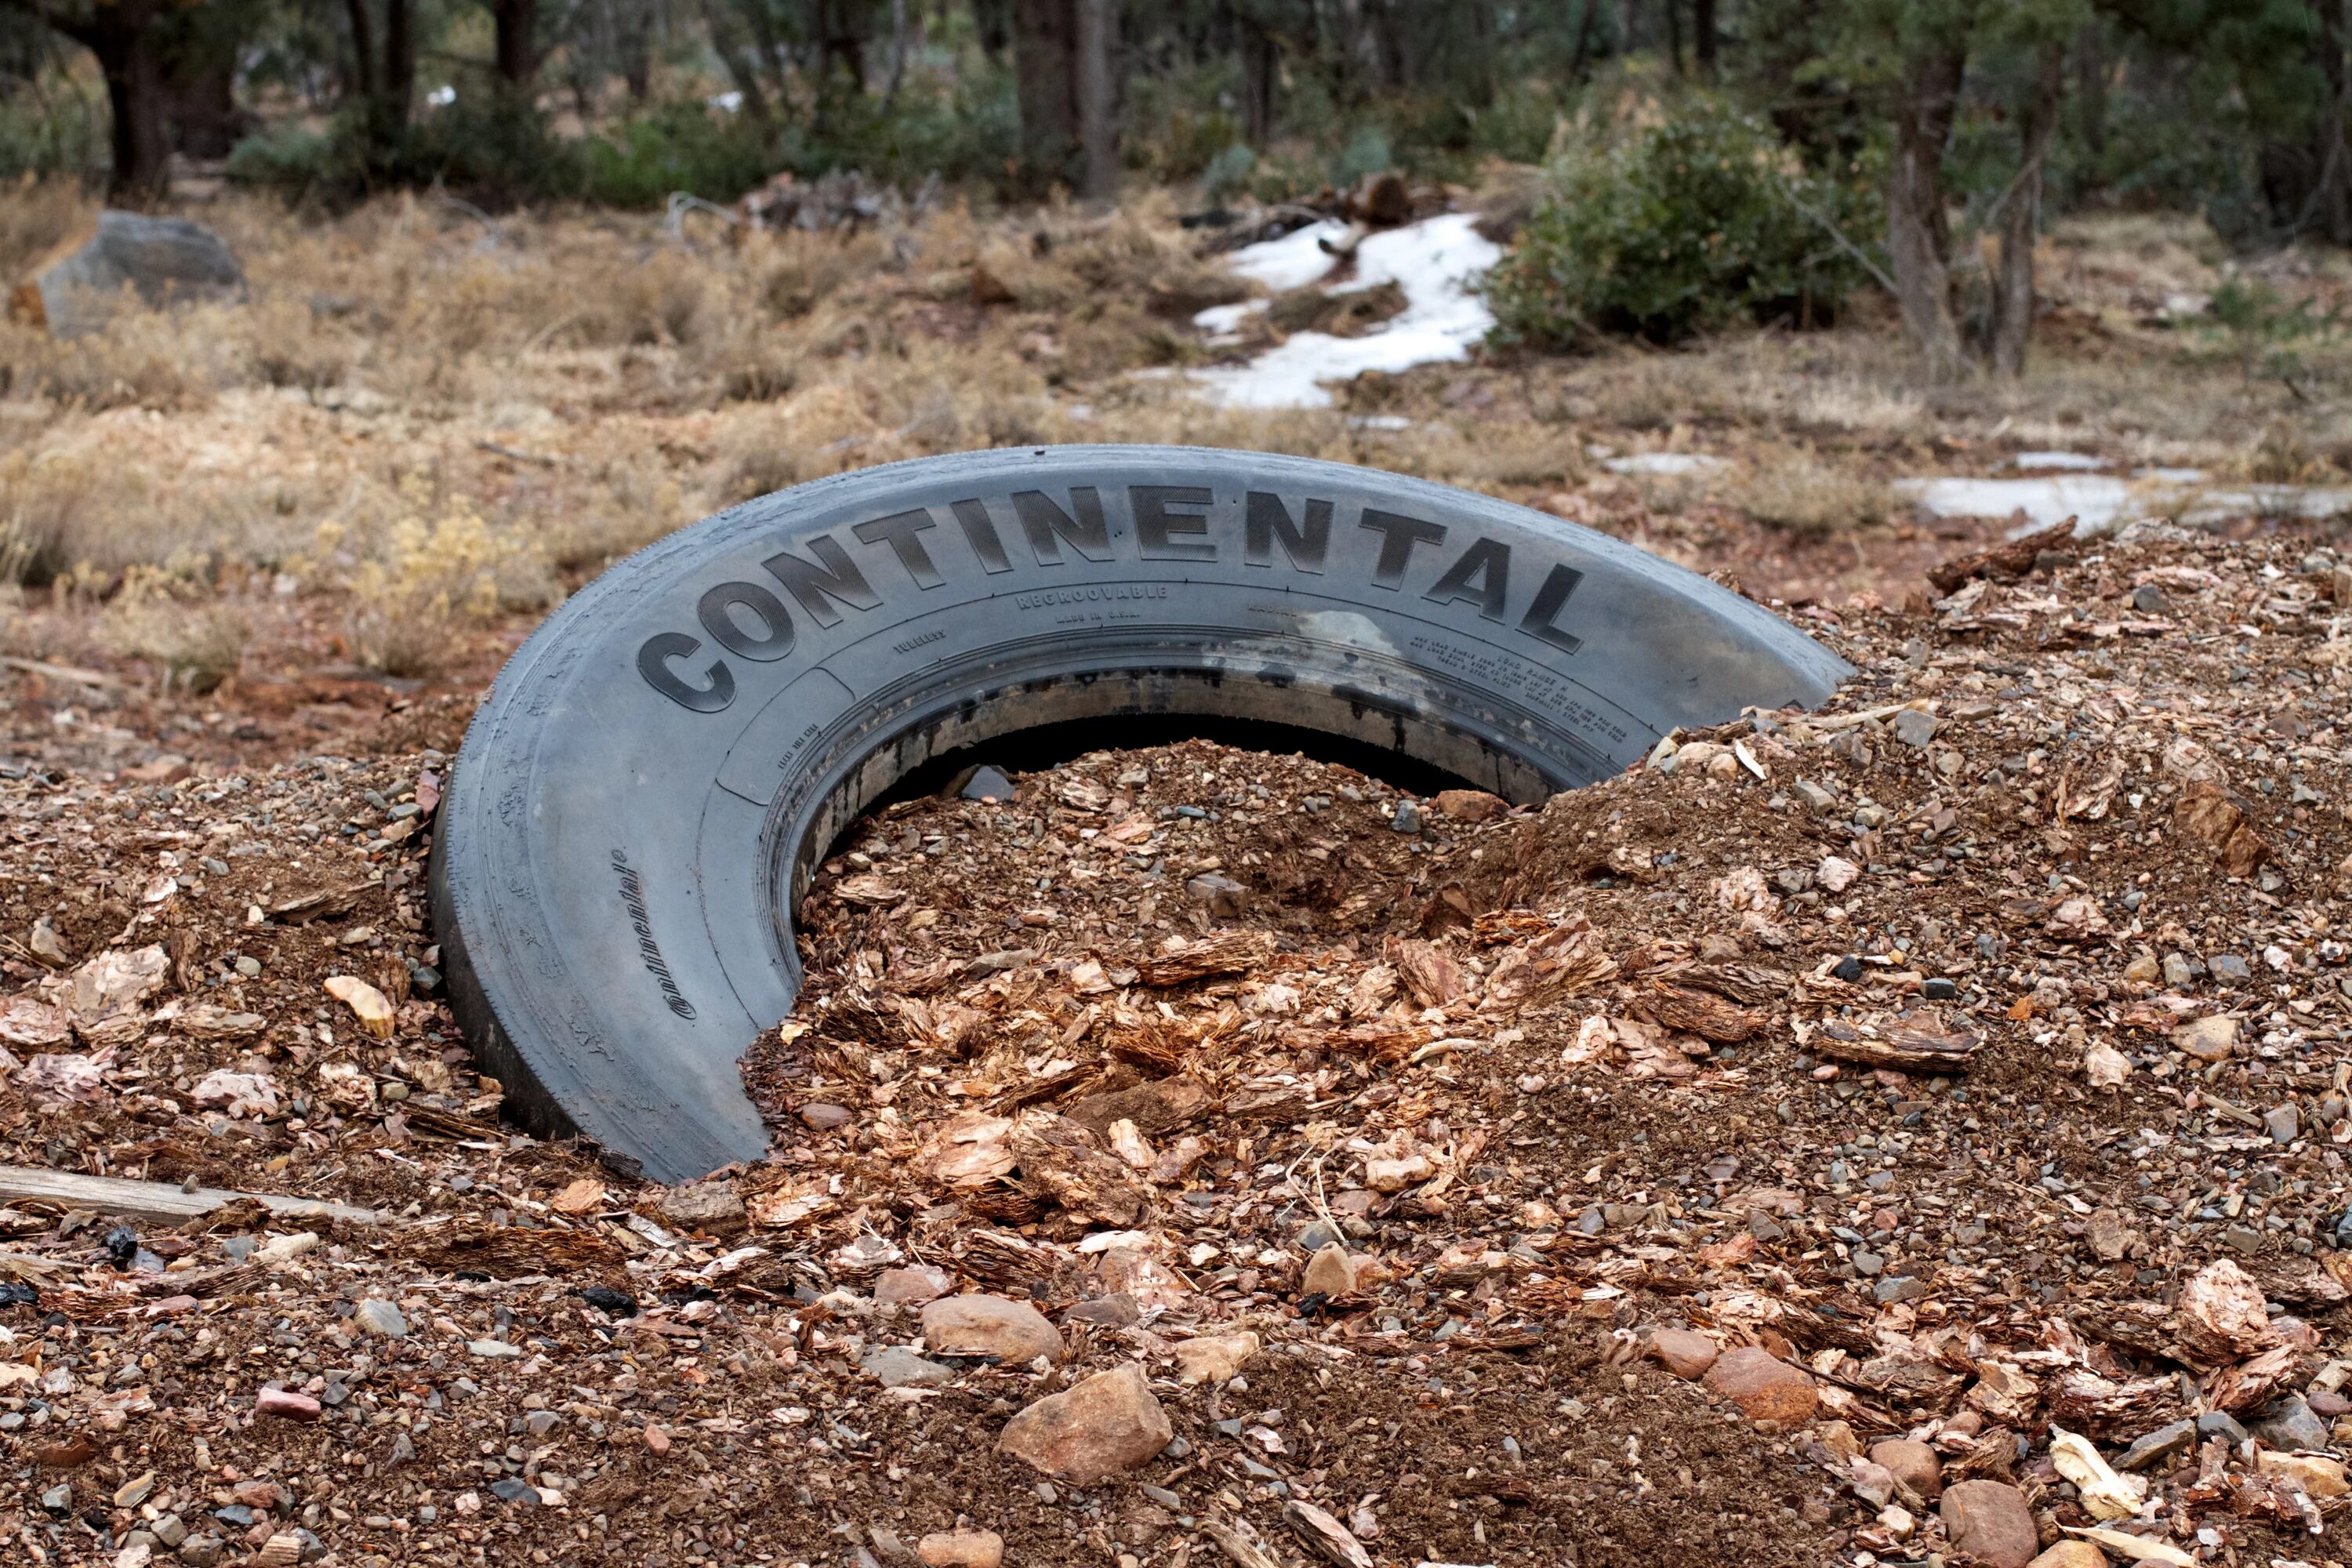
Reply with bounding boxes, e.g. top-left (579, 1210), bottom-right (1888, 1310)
top-left (1927, 521), bottom-right (2079, 594)
top-left (1811, 1026), bottom-right (1984, 1072)
top-left (0, 1164), bottom-right (390, 1227)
